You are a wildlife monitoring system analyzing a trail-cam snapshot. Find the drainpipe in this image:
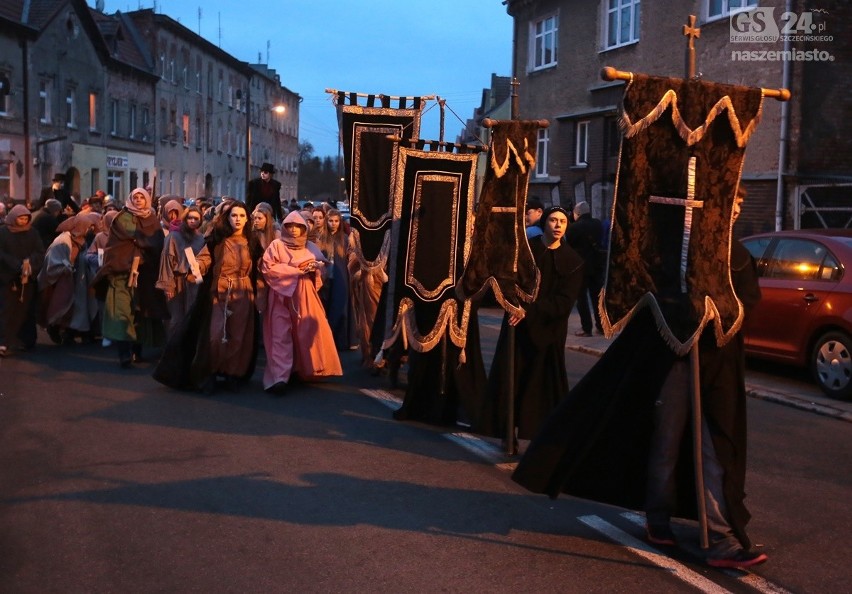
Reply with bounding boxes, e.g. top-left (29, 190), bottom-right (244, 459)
top-left (22, 36), bottom-right (32, 207)
top-left (775, 0), bottom-right (793, 230)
